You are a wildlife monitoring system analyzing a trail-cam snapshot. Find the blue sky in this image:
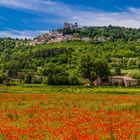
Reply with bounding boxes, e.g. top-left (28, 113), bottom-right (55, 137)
top-left (0, 0), bottom-right (140, 38)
